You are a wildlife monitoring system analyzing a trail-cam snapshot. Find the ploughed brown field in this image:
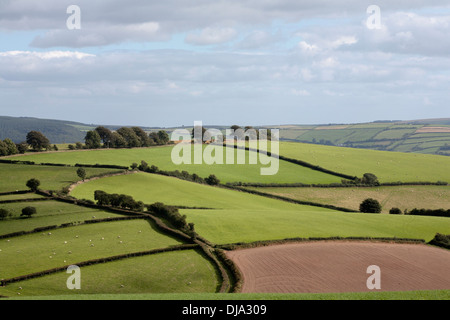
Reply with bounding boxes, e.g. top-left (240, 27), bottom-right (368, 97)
top-left (226, 242), bottom-right (450, 293)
